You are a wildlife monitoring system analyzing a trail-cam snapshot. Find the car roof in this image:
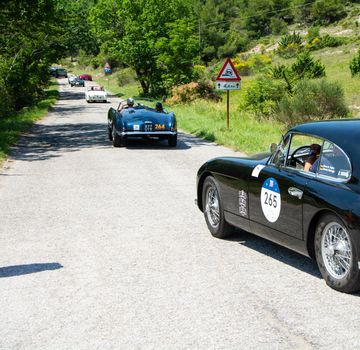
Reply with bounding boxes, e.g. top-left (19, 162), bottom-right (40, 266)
top-left (290, 119), bottom-right (360, 176)
top-left (290, 119), bottom-right (359, 150)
